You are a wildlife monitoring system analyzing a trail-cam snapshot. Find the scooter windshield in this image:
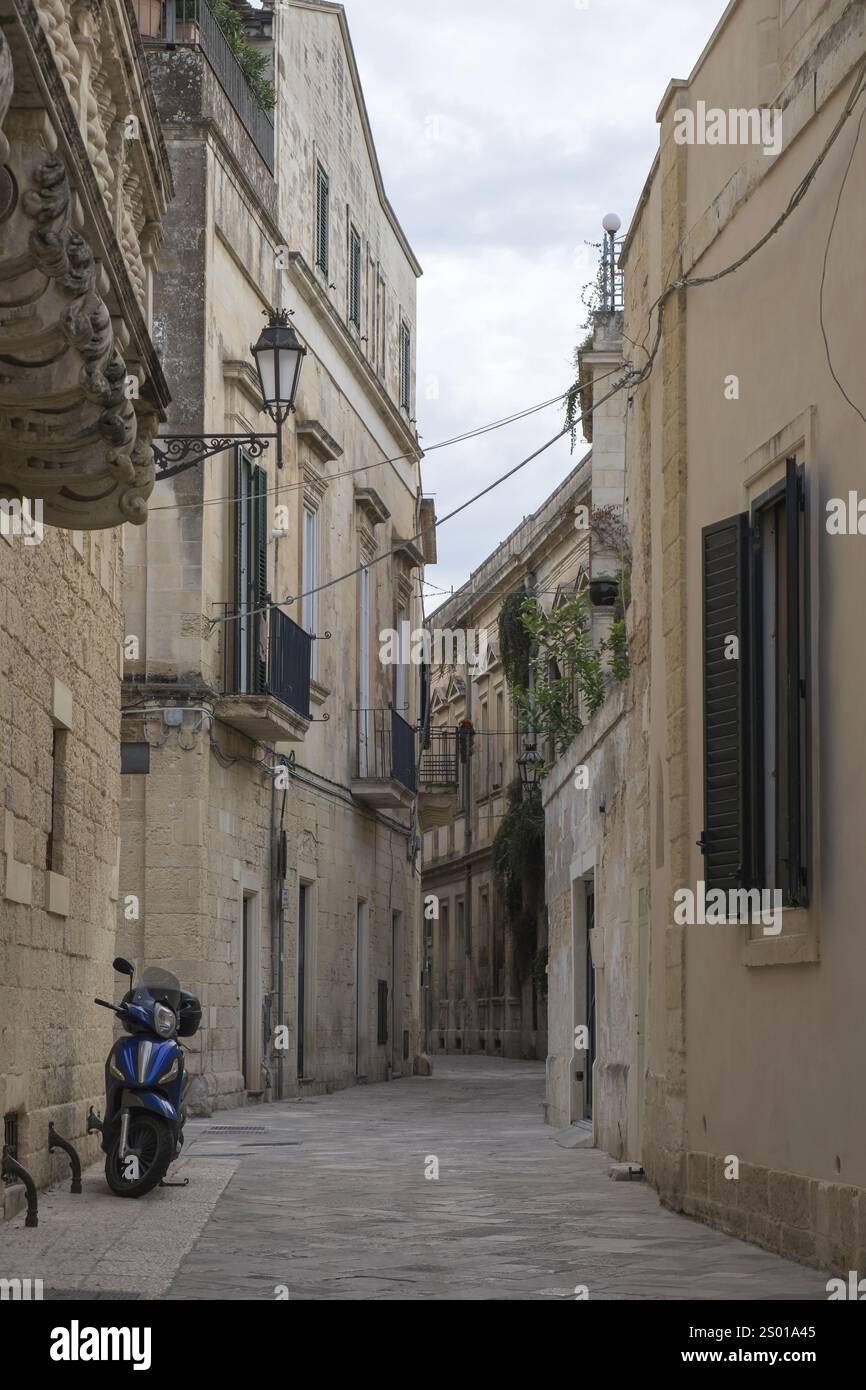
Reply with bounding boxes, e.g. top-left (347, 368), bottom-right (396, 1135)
top-left (135, 967), bottom-right (182, 1012)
